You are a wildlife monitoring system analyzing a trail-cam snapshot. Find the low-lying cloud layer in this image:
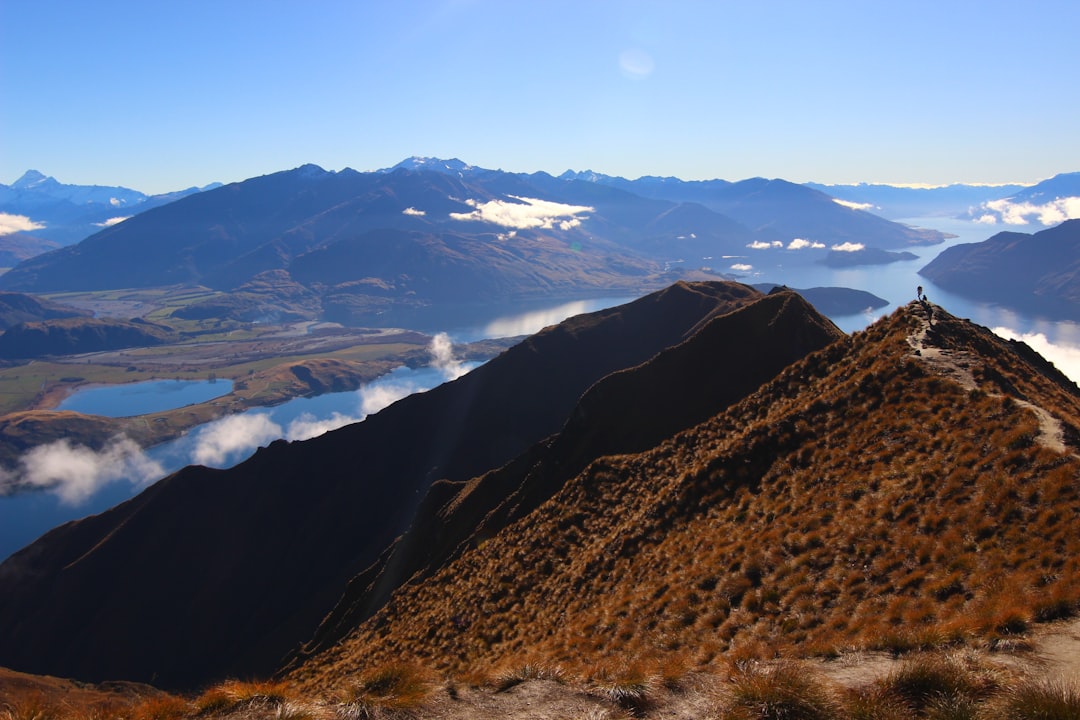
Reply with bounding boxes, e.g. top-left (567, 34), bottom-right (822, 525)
top-left (450, 195), bottom-right (593, 231)
top-left (833, 198), bottom-right (876, 211)
top-left (1, 334), bottom-right (478, 505)
top-left (747, 238), bottom-right (826, 250)
top-left (0, 212), bottom-right (45, 236)
top-left (94, 216), bottom-right (130, 228)
top-left (831, 242), bottom-right (865, 252)
top-left (0, 436), bottom-right (164, 505)
top-left (974, 197), bottom-right (1080, 226)
top-left (788, 238), bottom-right (826, 250)
top-left (992, 327), bottom-right (1080, 385)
